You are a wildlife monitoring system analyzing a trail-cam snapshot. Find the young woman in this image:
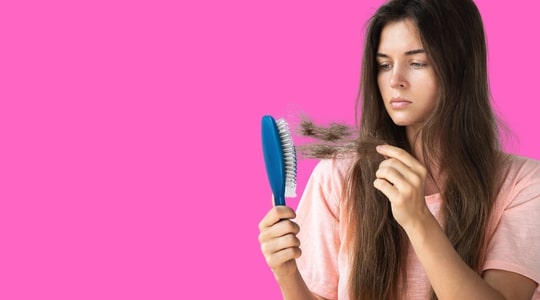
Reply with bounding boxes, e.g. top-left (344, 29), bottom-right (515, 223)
top-left (258, 0), bottom-right (540, 299)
